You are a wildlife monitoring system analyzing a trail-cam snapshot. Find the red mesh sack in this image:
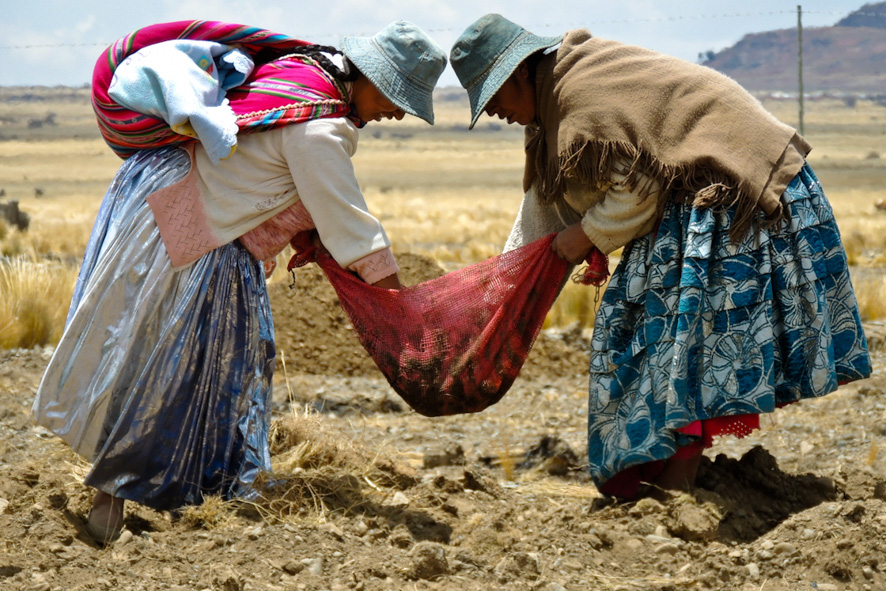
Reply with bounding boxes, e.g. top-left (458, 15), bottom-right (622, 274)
top-left (288, 232), bottom-right (608, 416)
